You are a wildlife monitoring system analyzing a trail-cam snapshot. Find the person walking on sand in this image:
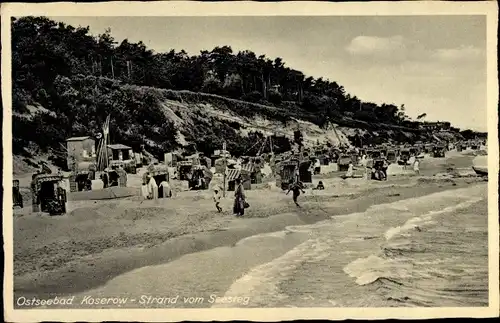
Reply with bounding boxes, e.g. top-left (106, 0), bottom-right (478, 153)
top-left (213, 187), bottom-right (222, 213)
top-left (413, 158), bottom-right (420, 176)
top-left (233, 177), bottom-right (246, 217)
top-left (287, 180), bottom-right (305, 207)
top-left (382, 158), bottom-right (389, 180)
